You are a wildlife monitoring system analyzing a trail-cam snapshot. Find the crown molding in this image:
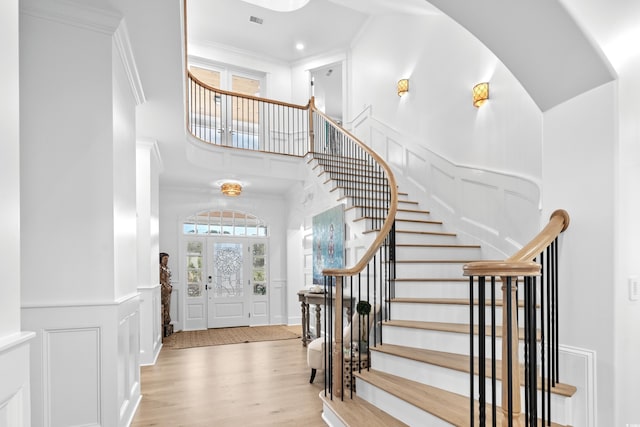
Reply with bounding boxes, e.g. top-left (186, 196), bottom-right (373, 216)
top-left (114, 20), bottom-right (146, 105)
top-left (21, 0), bottom-right (122, 36)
